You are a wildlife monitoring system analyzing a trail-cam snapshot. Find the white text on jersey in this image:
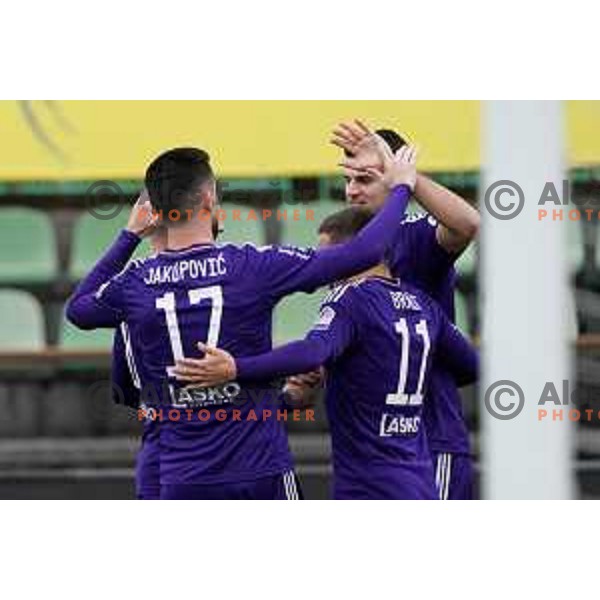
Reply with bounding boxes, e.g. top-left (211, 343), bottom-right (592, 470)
top-left (389, 291), bottom-right (422, 311)
top-left (144, 254), bottom-right (227, 285)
